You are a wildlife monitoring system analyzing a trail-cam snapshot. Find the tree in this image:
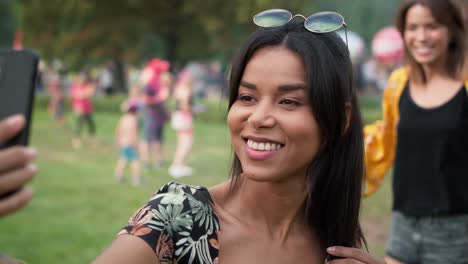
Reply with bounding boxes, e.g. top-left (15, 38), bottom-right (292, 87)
top-left (18, 0), bottom-right (310, 92)
top-left (21, 0), bottom-right (151, 91)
